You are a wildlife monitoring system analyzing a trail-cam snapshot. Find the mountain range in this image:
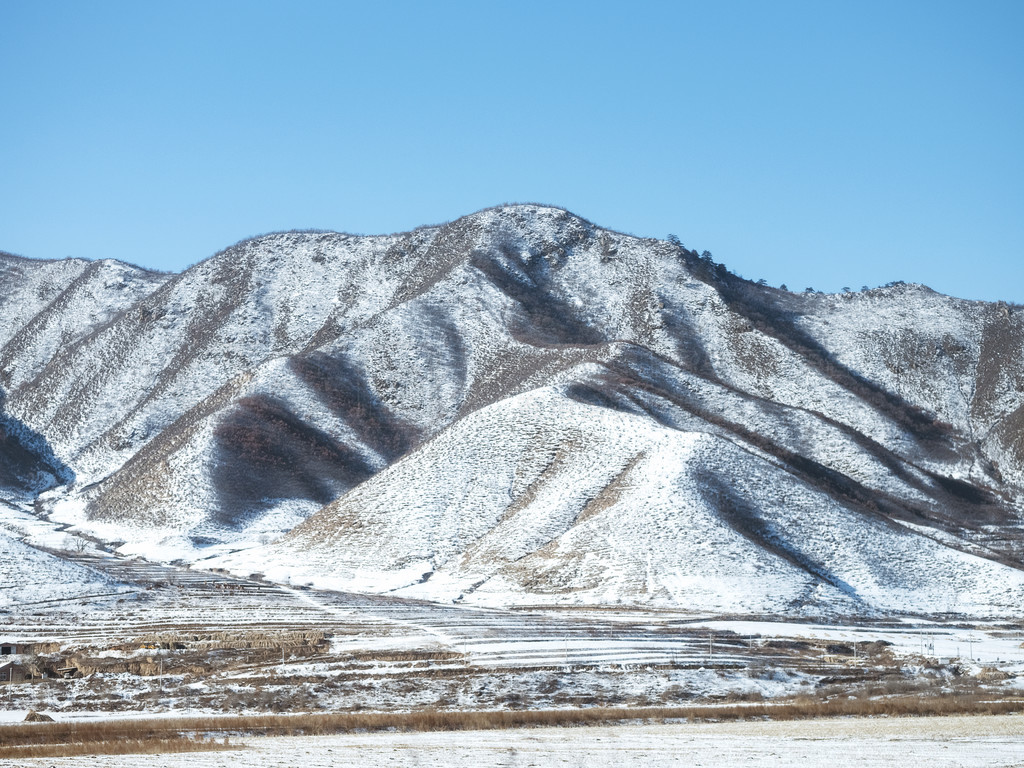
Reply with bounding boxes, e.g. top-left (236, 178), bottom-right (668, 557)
top-left (2, 204), bottom-right (1022, 617)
